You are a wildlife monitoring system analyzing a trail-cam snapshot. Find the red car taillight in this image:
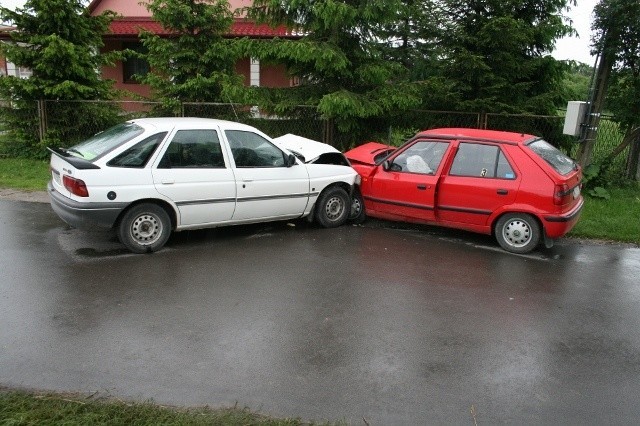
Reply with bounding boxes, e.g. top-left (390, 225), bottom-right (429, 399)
top-left (554, 183), bottom-right (572, 205)
top-left (63, 175), bottom-right (89, 197)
